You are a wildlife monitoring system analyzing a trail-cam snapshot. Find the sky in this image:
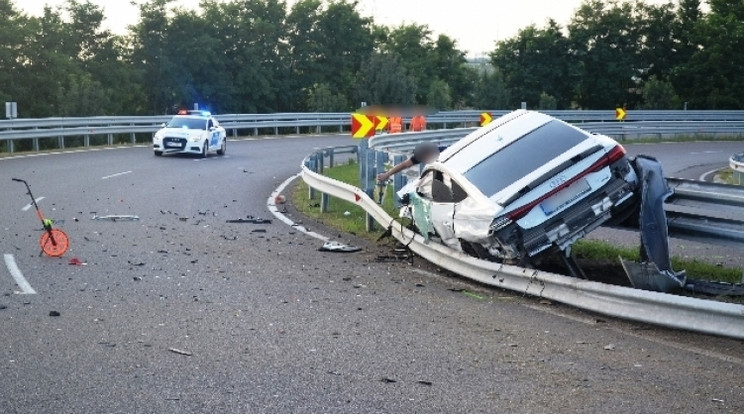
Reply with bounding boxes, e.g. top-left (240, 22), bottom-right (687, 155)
top-left (18, 0), bottom-right (678, 57)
